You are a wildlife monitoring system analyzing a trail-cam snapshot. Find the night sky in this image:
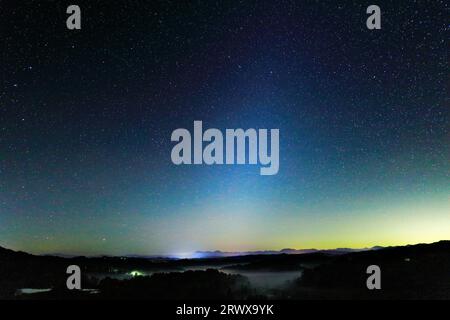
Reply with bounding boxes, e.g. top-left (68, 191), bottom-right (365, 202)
top-left (1, 1), bottom-right (448, 256)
